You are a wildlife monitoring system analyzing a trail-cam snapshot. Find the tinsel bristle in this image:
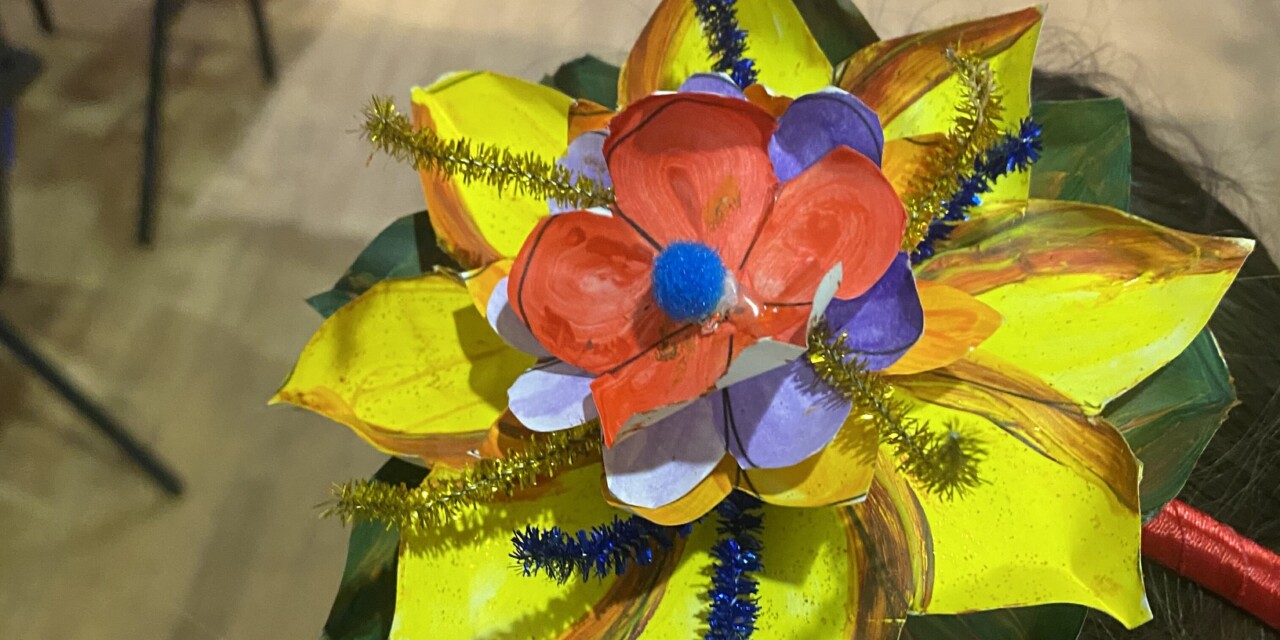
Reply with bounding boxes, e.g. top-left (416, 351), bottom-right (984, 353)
top-left (510, 516), bottom-right (691, 584)
top-left (324, 424), bottom-right (602, 534)
top-left (807, 321), bottom-right (985, 498)
top-left (901, 50), bottom-right (1006, 252)
top-left (912, 117), bottom-right (1044, 262)
top-left (705, 493), bottom-right (764, 640)
top-left (361, 96), bottom-right (614, 210)
top-left (692, 0), bottom-right (759, 88)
